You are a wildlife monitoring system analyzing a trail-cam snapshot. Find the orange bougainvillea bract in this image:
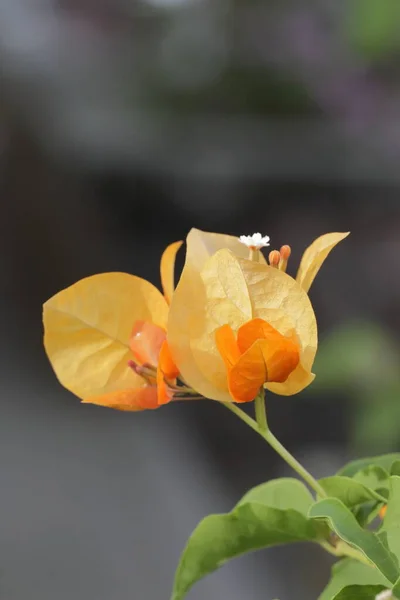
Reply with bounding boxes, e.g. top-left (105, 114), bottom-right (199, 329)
top-left (215, 319), bottom-right (300, 403)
